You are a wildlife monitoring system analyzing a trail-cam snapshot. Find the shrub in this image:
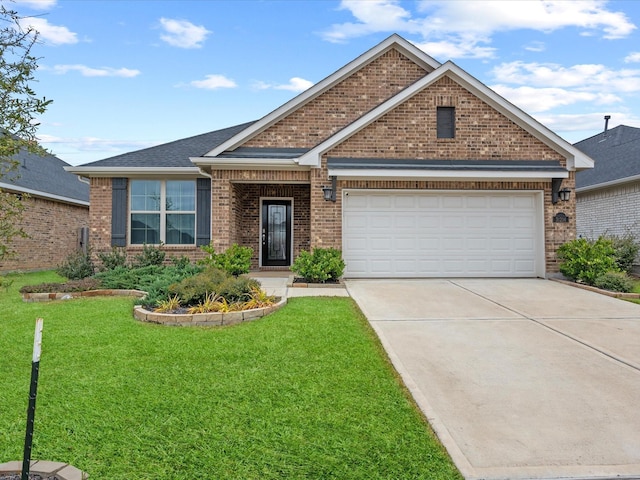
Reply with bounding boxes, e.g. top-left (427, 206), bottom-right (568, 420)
top-left (594, 271), bottom-right (634, 293)
top-left (168, 268), bottom-right (260, 305)
top-left (557, 237), bottom-right (619, 285)
top-left (20, 277), bottom-right (102, 294)
top-left (132, 243), bottom-right (166, 268)
top-left (57, 250), bottom-right (95, 280)
top-left (97, 247), bottom-right (128, 271)
top-left (168, 267), bottom-right (227, 305)
top-left (291, 247), bottom-right (345, 283)
top-left (199, 243), bottom-right (253, 276)
top-left (608, 234), bottom-right (639, 273)
top-left (95, 262), bottom-right (202, 309)
top-left (216, 275), bottom-right (261, 303)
